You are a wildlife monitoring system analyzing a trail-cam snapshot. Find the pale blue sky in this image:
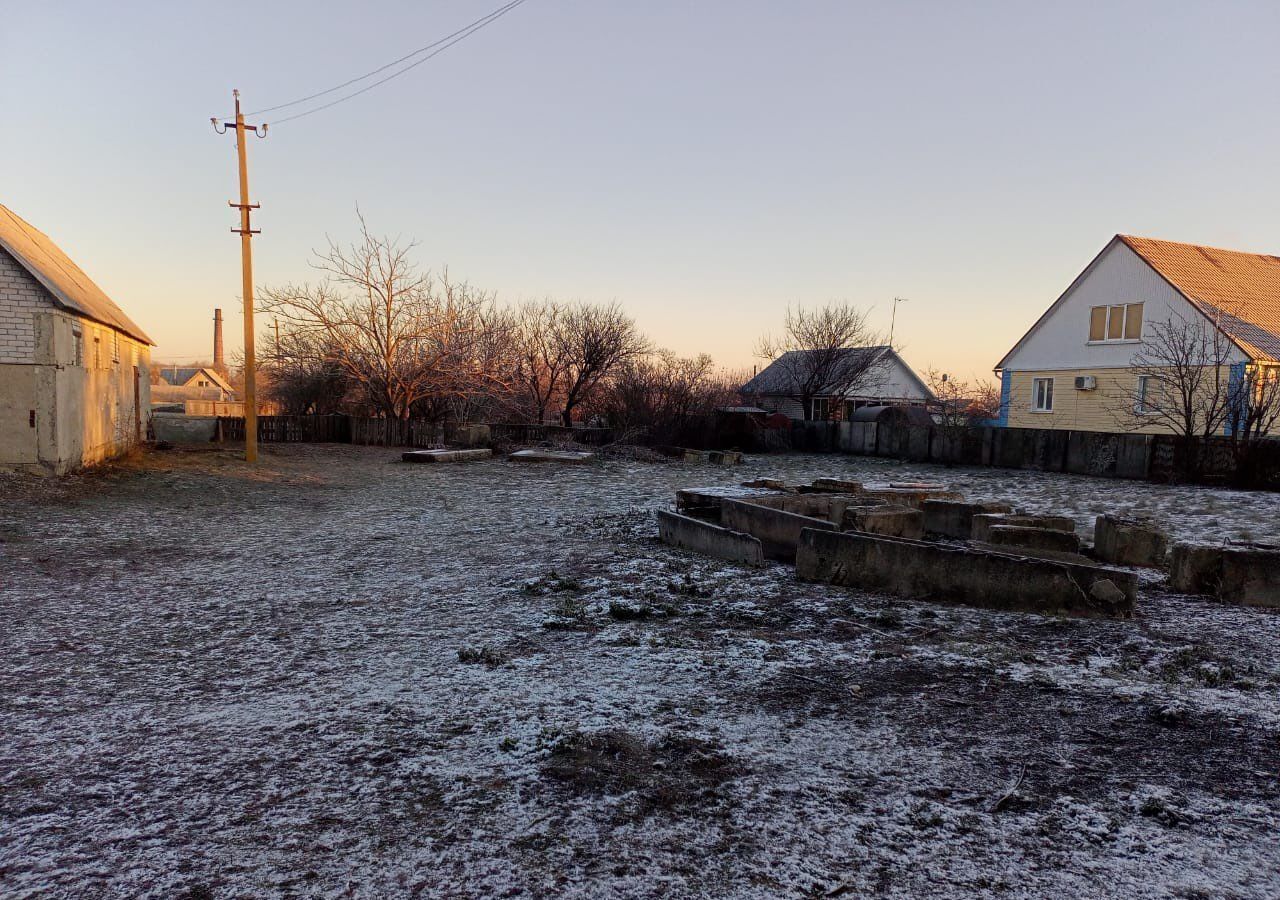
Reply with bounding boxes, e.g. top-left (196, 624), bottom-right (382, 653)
top-left (3, 1), bottom-right (1278, 381)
